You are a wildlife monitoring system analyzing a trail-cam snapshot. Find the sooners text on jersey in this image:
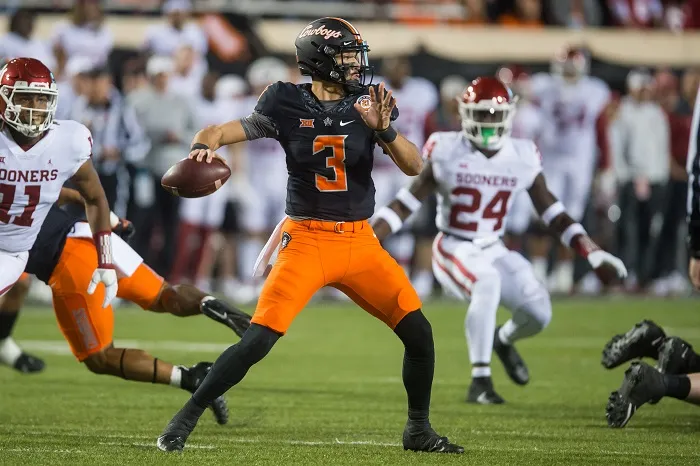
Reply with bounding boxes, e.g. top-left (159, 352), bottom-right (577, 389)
top-left (0, 120), bottom-right (92, 252)
top-left (425, 131), bottom-right (541, 240)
